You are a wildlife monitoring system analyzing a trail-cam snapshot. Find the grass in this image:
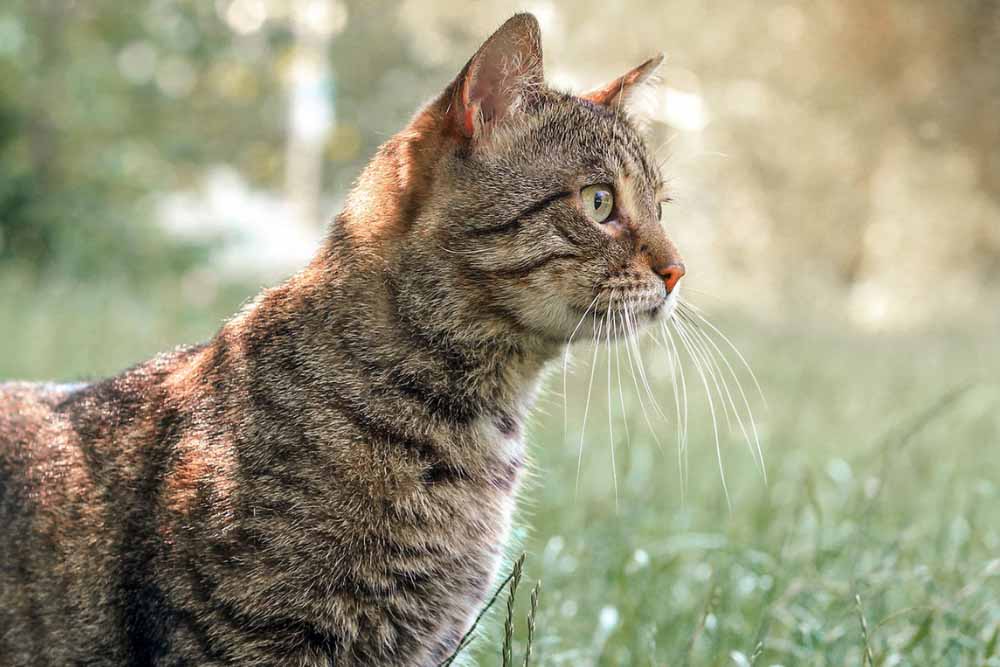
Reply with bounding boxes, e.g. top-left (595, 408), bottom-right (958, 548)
top-left (481, 318), bottom-right (1000, 666)
top-left (2, 272), bottom-right (998, 666)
